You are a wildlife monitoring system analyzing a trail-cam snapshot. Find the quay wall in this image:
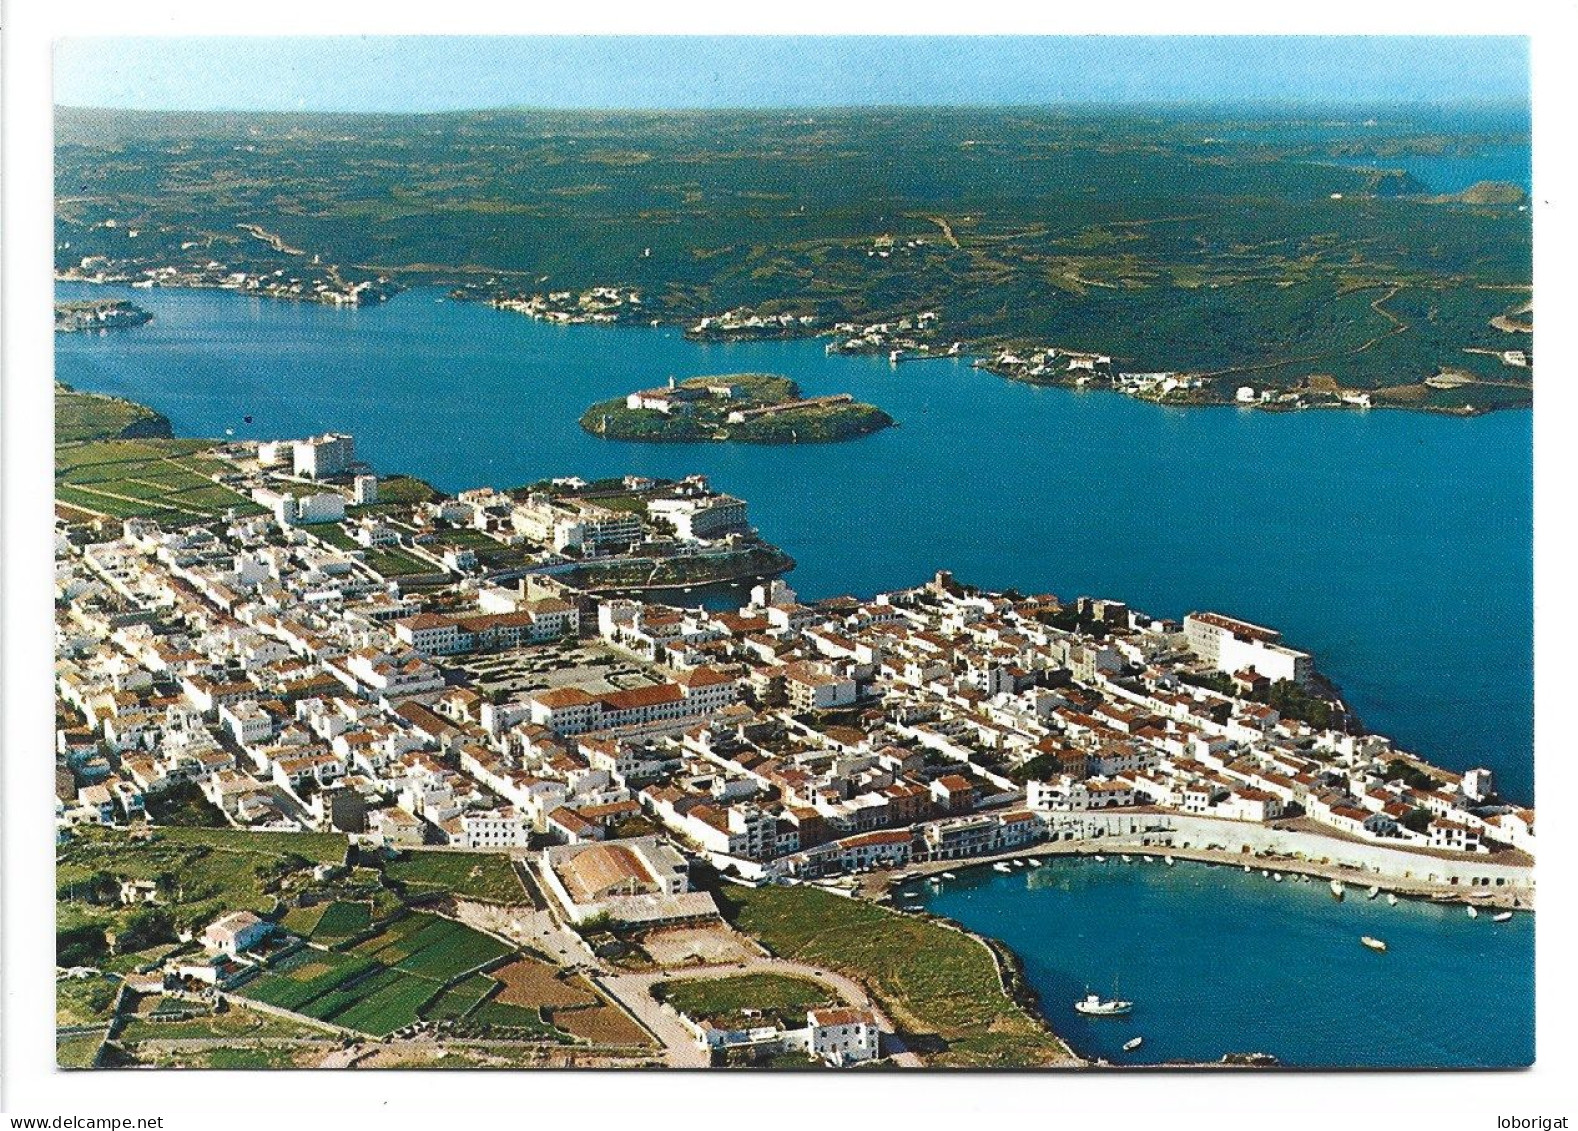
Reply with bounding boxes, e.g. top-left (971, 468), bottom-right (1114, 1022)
top-left (1039, 811), bottom-right (1534, 893)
